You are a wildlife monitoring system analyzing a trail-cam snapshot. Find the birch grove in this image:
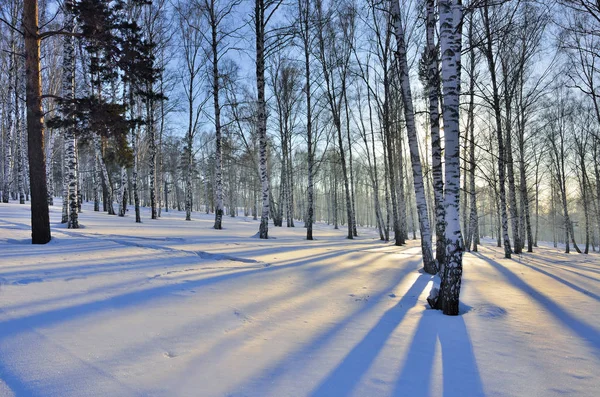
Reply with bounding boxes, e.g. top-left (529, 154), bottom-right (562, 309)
top-left (3, 0), bottom-right (600, 314)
